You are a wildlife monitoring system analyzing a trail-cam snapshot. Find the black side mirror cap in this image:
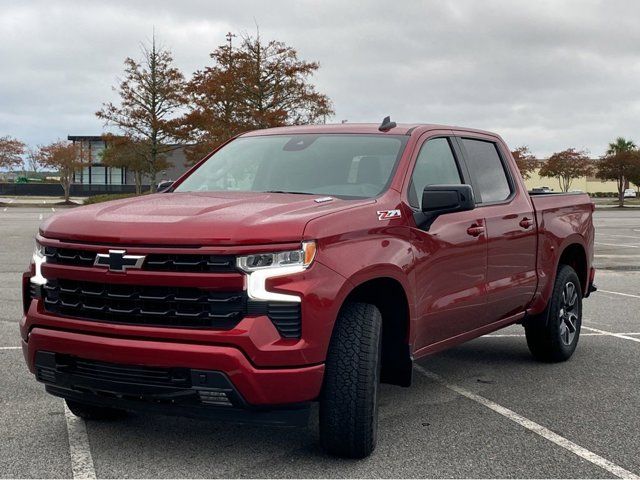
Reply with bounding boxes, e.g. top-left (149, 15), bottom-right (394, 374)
top-left (157, 181), bottom-right (174, 192)
top-left (415, 184), bottom-right (476, 229)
